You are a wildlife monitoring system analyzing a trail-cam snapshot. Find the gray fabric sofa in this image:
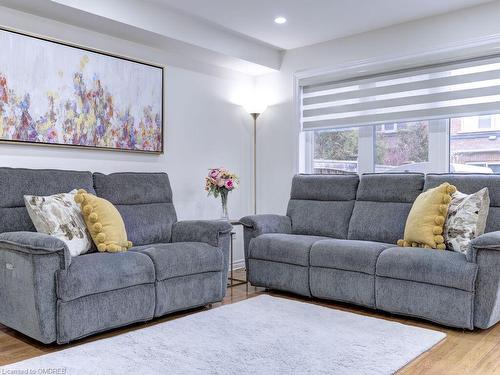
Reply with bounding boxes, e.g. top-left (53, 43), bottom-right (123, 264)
top-left (241, 173), bottom-right (500, 330)
top-left (0, 168), bottom-right (231, 344)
